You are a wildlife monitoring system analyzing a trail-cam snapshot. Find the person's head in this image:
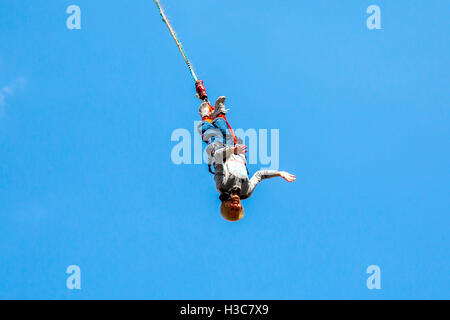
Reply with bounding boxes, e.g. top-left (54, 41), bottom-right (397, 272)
top-left (220, 192), bottom-right (244, 222)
